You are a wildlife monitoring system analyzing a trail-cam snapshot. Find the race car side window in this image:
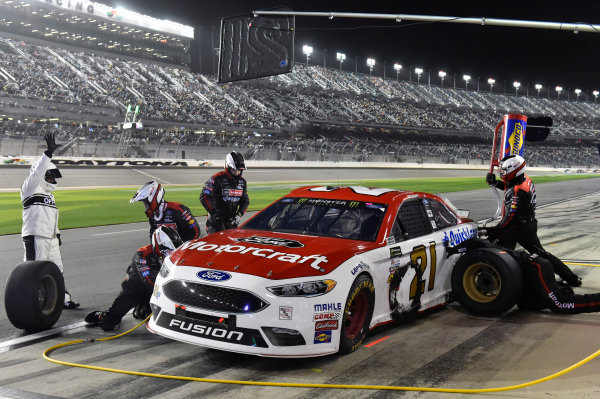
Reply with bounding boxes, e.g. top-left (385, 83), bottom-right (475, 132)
top-left (396, 199), bottom-right (432, 240)
top-left (428, 199), bottom-right (459, 230)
